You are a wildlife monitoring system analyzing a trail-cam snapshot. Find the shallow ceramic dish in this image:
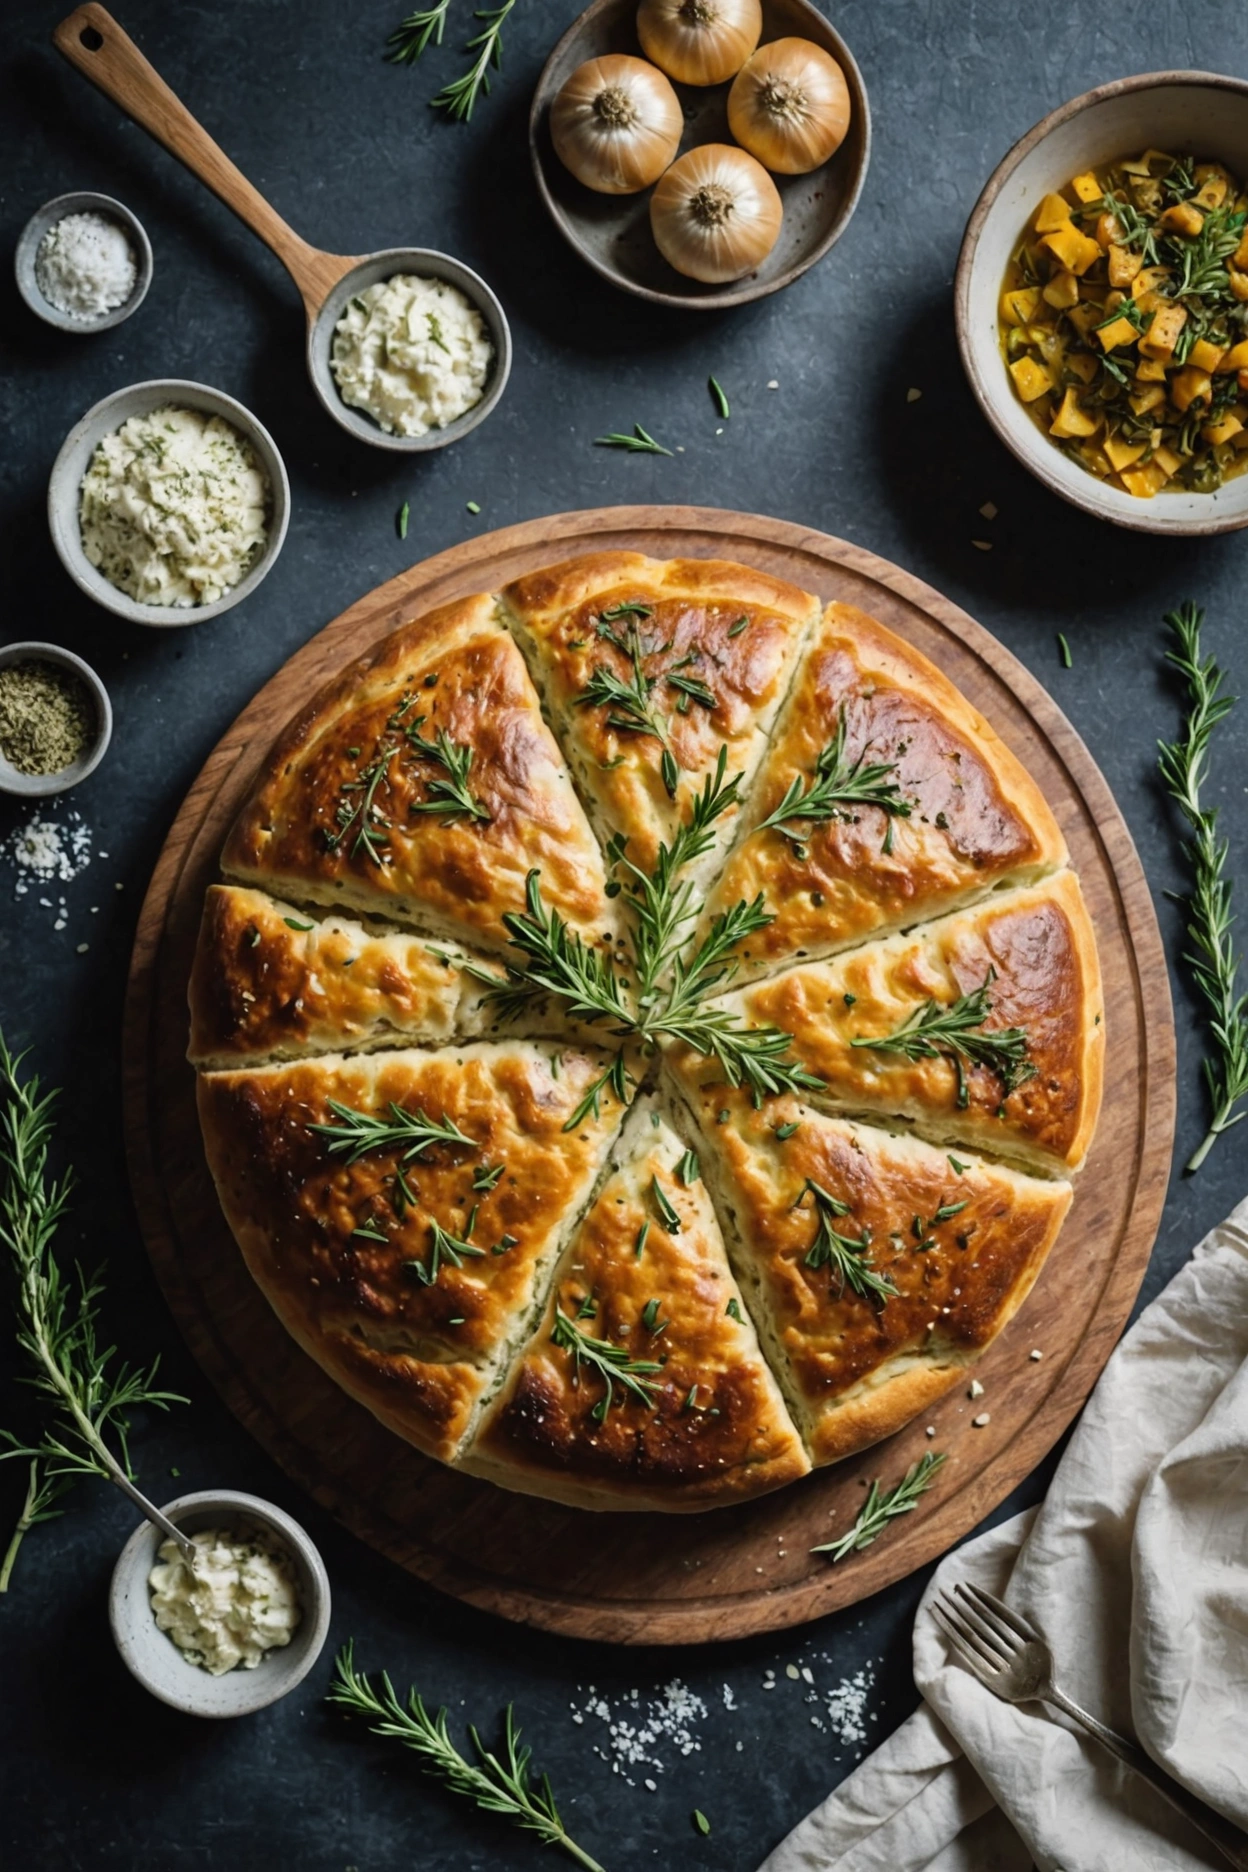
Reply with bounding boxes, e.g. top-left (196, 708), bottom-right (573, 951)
top-left (109, 1489), bottom-right (331, 1717)
top-left (47, 379), bottom-right (290, 627)
top-left (530, 0), bottom-right (870, 310)
top-left (14, 190), bottom-right (152, 333)
top-left (0, 641), bottom-right (112, 798)
top-left (956, 71), bottom-right (1248, 536)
